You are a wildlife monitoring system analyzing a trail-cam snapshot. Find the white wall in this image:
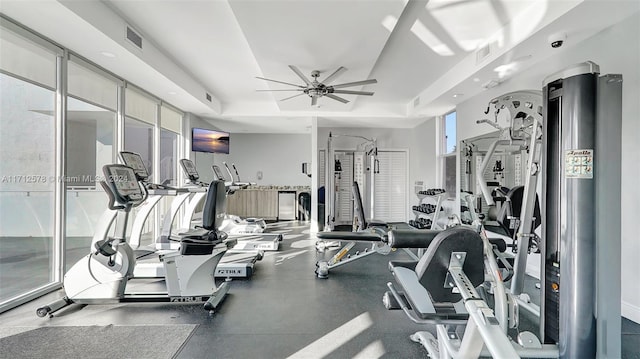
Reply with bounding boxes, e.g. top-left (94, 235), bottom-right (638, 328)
top-left (212, 133), bottom-right (312, 187)
top-left (409, 118), bottom-right (439, 190)
top-left (454, 13), bottom-right (640, 322)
